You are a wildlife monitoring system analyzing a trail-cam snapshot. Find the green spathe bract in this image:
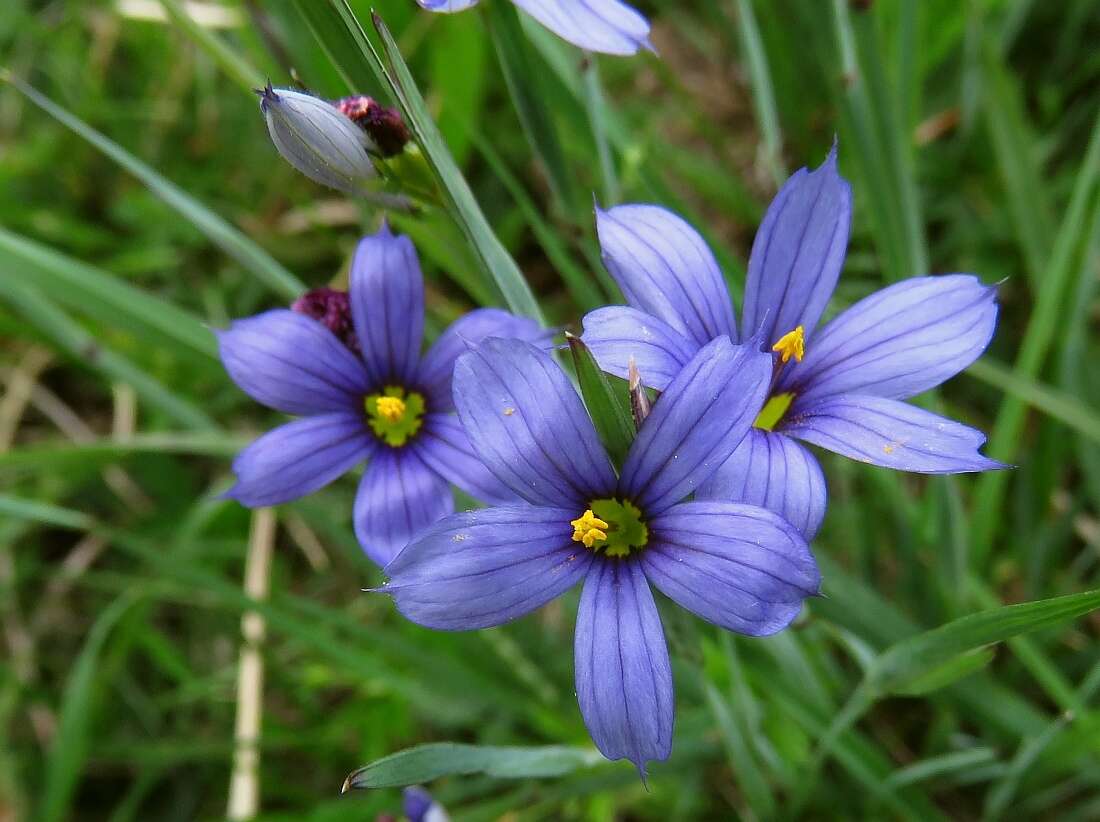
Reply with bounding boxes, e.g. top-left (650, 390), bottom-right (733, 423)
top-left (754, 391), bottom-right (794, 431)
top-left (587, 498), bottom-right (648, 558)
top-left (365, 387), bottom-right (425, 447)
